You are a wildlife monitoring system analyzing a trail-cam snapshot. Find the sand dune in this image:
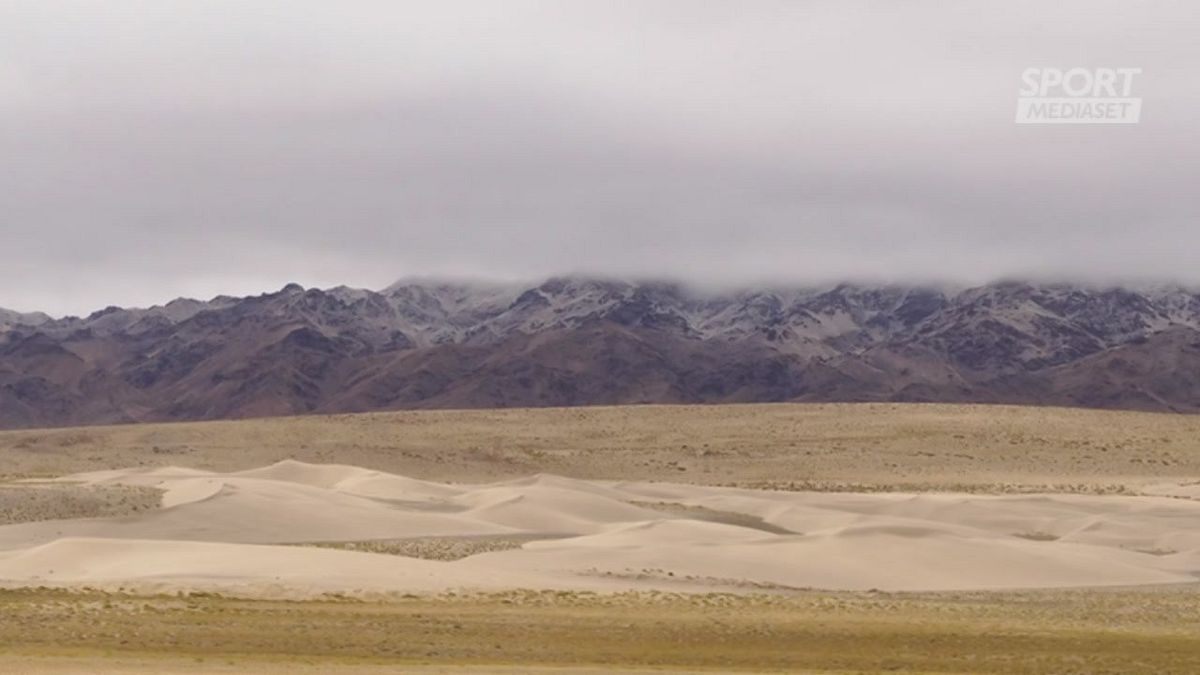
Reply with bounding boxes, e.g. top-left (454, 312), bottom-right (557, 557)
top-left (455, 485), bottom-right (666, 535)
top-left (492, 528), bottom-right (1192, 590)
top-left (0, 460), bottom-right (1197, 596)
top-left (0, 537), bottom-right (544, 593)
